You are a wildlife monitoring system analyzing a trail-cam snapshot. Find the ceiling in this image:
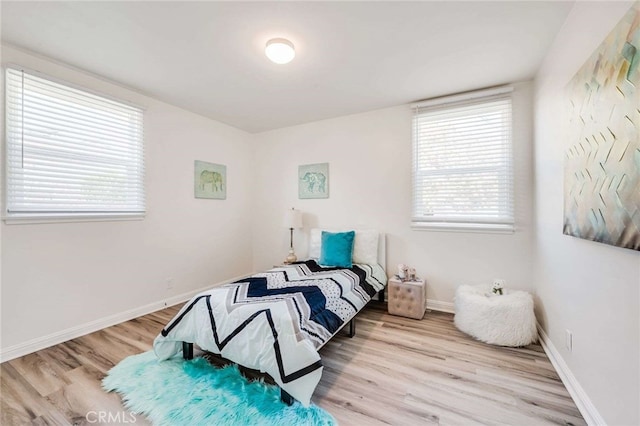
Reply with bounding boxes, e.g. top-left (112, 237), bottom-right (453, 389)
top-left (1, 1), bottom-right (574, 133)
